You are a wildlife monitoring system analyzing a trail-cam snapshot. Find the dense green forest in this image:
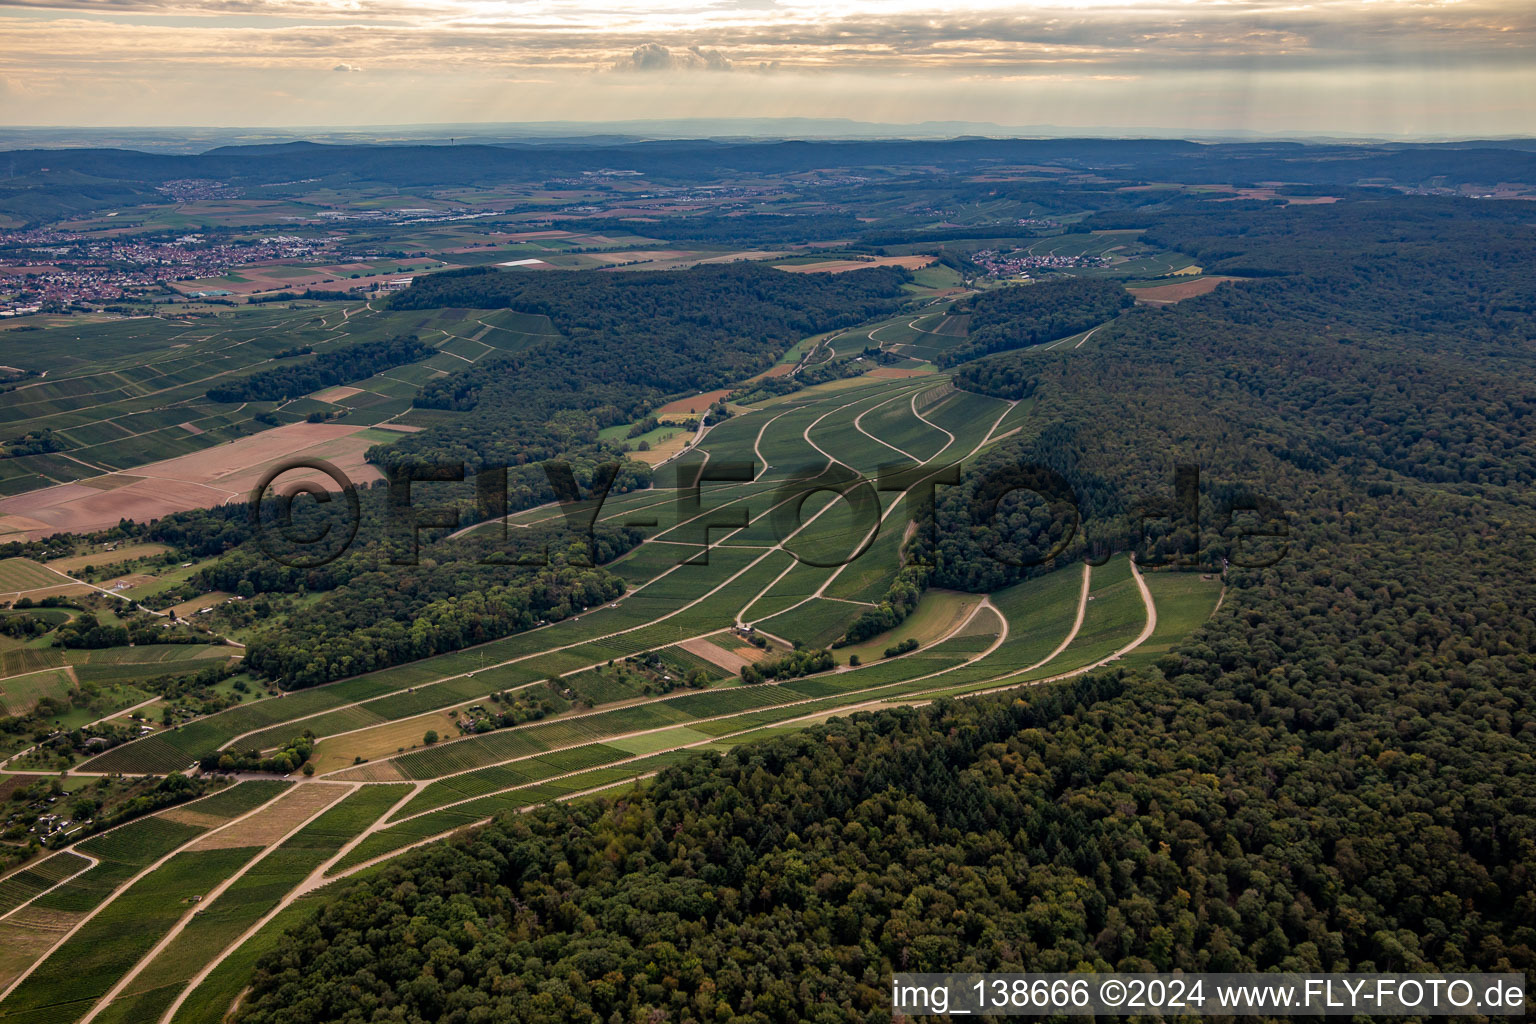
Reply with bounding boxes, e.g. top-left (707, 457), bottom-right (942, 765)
top-left (145, 493), bottom-right (646, 688)
top-left (936, 279), bottom-right (1132, 367)
top-left (206, 335), bottom-right (434, 403)
top-left (378, 263), bottom-right (909, 474)
top-left (233, 194), bottom-right (1536, 1023)
top-left (239, 539), bottom-right (634, 687)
